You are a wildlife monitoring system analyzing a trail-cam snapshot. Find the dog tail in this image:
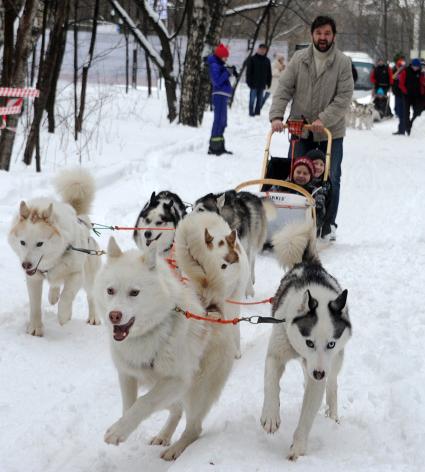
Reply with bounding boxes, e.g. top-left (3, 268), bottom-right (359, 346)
top-left (272, 221), bottom-right (319, 269)
top-left (54, 168), bottom-right (95, 215)
top-left (262, 198), bottom-right (277, 221)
